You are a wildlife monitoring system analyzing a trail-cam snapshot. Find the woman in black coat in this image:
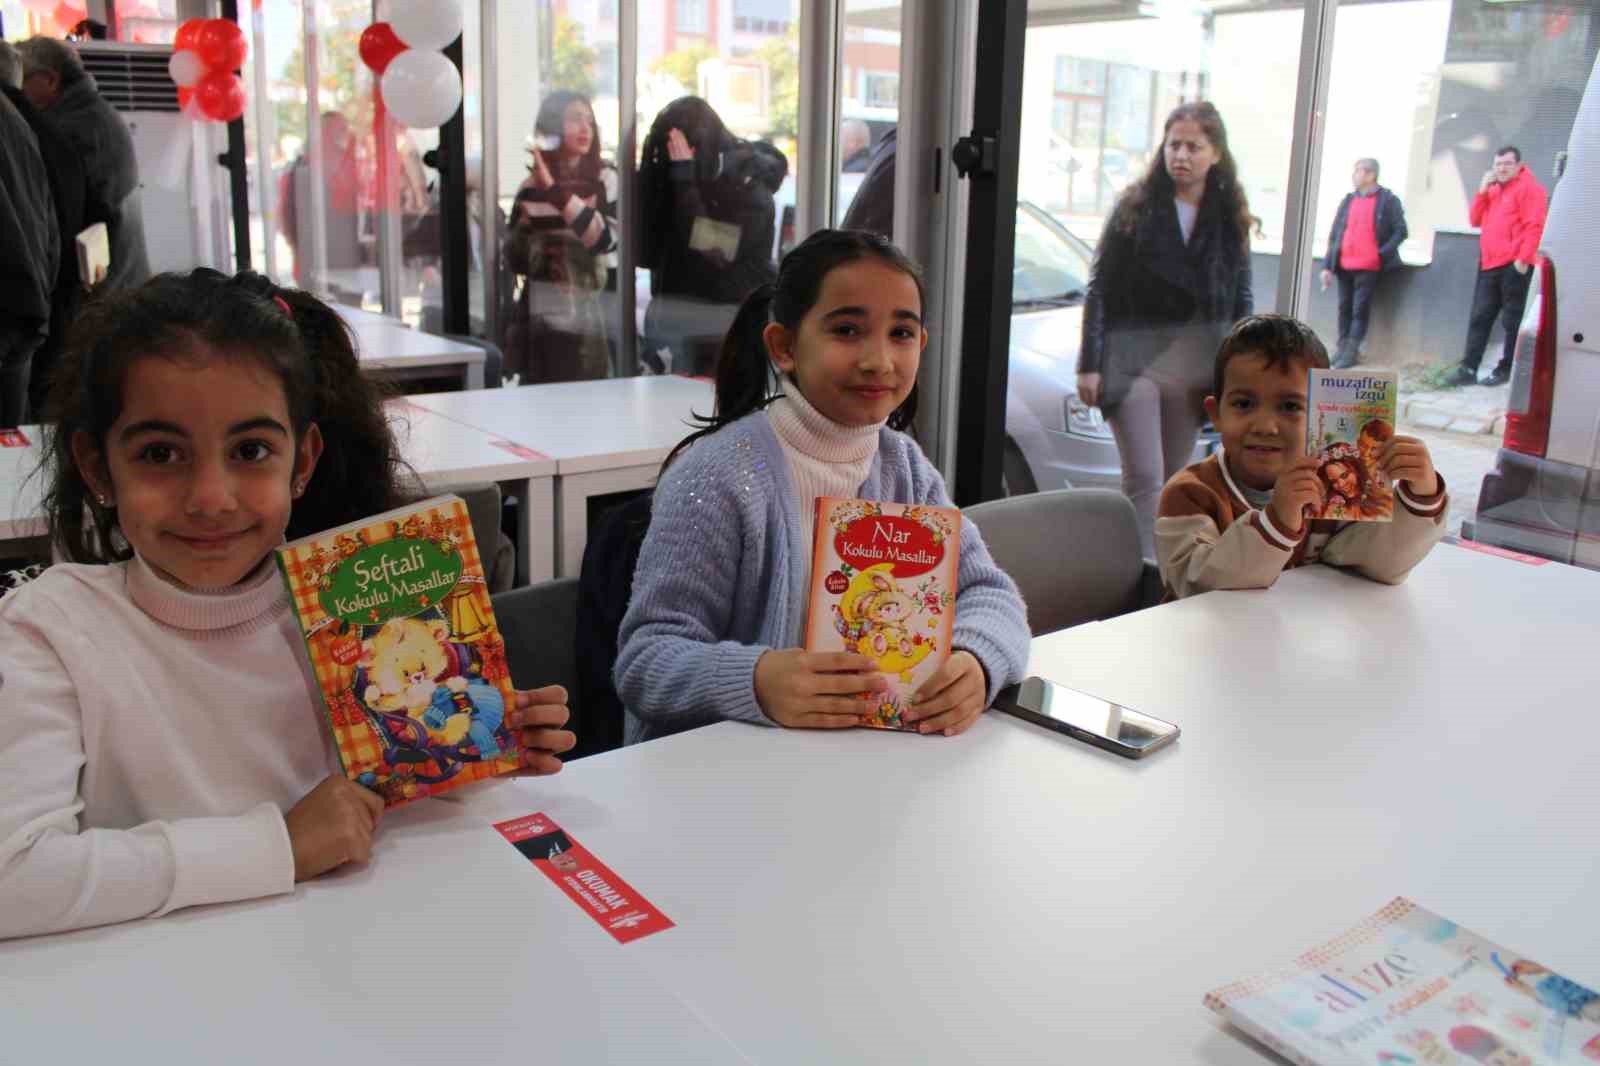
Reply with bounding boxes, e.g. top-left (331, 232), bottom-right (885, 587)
top-left (1079, 101), bottom-right (1255, 555)
top-left (637, 96), bottom-right (788, 376)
